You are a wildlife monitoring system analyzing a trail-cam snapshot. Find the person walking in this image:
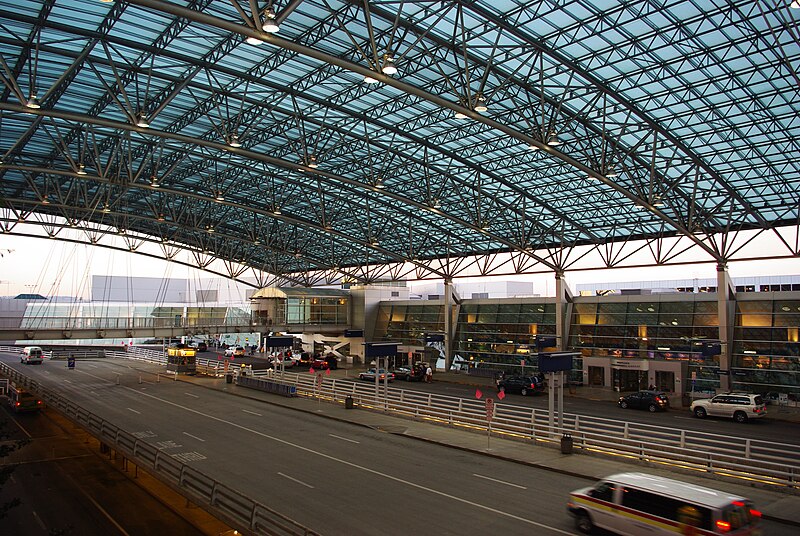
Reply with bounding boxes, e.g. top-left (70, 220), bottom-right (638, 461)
top-left (425, 365), bottom-right (433, 383)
